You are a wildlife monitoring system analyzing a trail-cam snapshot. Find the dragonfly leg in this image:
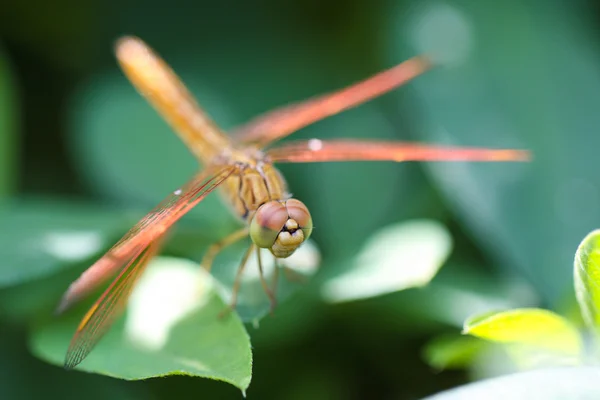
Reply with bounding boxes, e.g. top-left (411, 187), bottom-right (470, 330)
top-left (202, 227), bottom-right (248, 272)
top-left (219, 243), bottom-right (255, 318)
top-left (271, 257), bottom-right (281, 303)
top-left (257, 250), bottom-right (277, 313)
